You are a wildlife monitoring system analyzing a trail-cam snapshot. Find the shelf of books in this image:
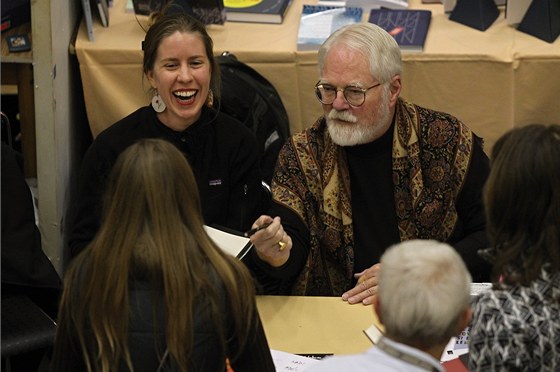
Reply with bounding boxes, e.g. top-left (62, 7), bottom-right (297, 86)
top-left (75, 0), bottom-right (560, 155)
